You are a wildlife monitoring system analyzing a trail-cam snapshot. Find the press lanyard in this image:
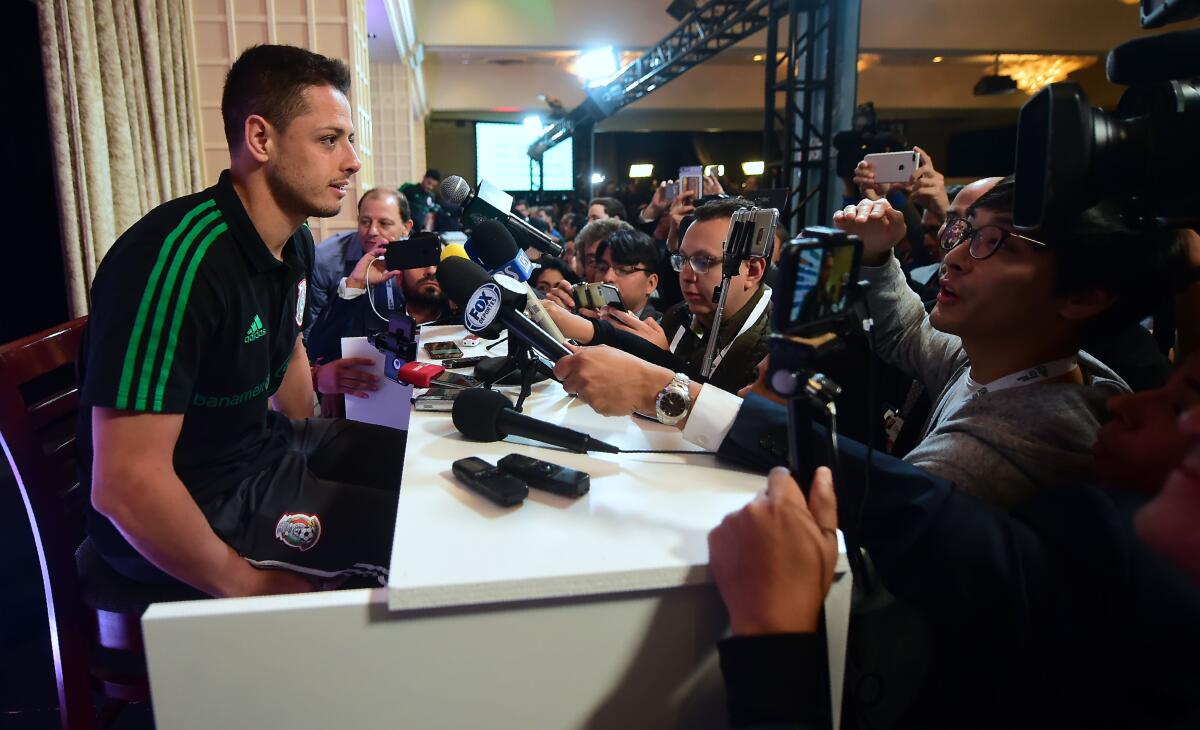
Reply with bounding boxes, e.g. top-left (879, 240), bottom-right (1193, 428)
top-left (669, 288), bottom-right (771, 372)
top-left (966, 355), bottom-right (1078, 399)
